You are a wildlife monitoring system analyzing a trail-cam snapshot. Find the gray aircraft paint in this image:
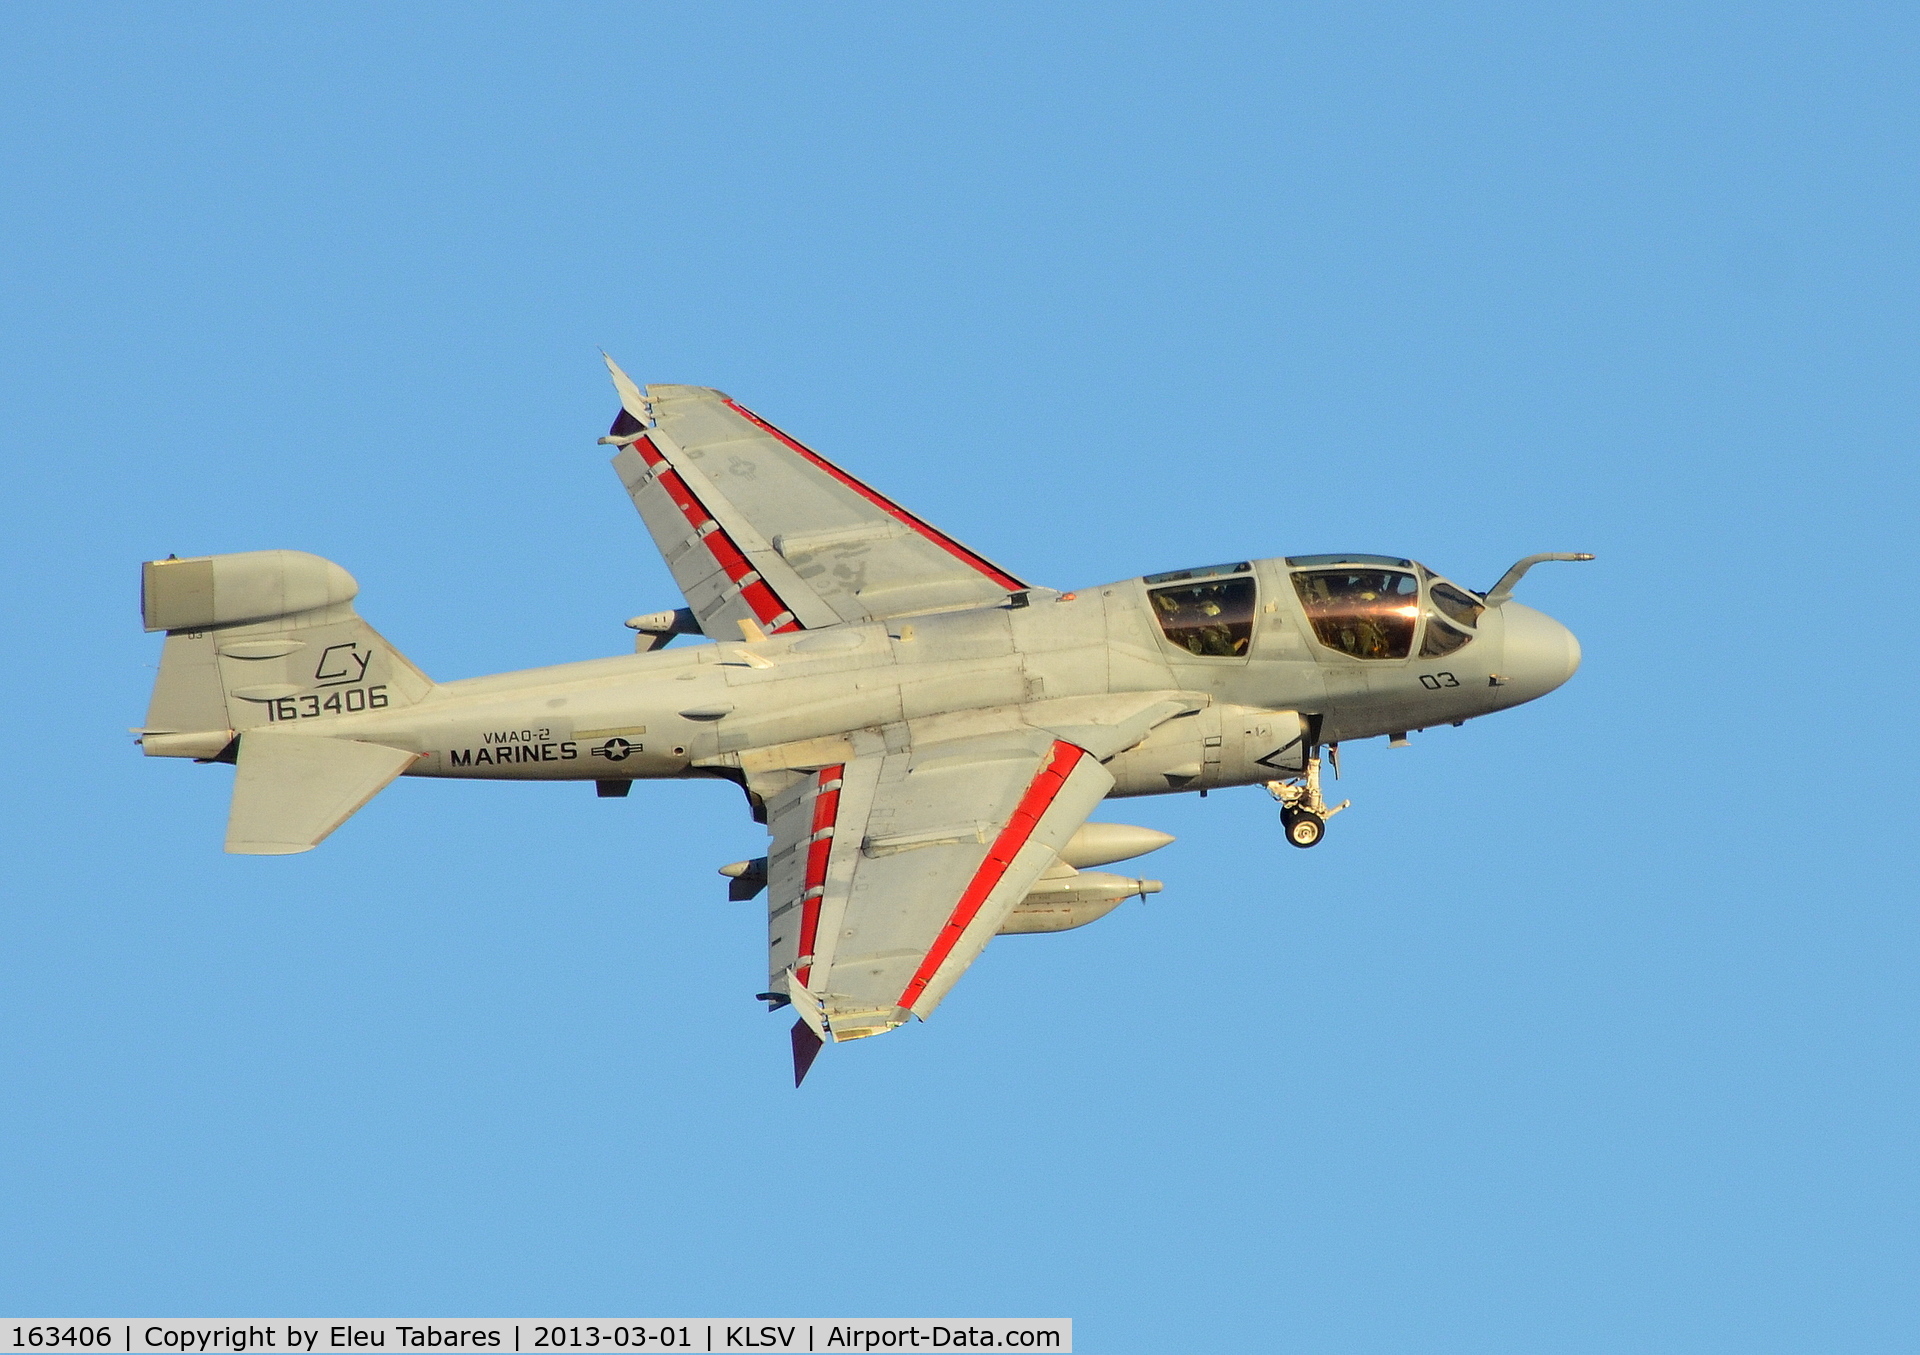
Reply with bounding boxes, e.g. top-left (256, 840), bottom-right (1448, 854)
top-left (137, 363), bottom-right (1587, 1079)
top-left (144, 574), bottom-right (1572, 786)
